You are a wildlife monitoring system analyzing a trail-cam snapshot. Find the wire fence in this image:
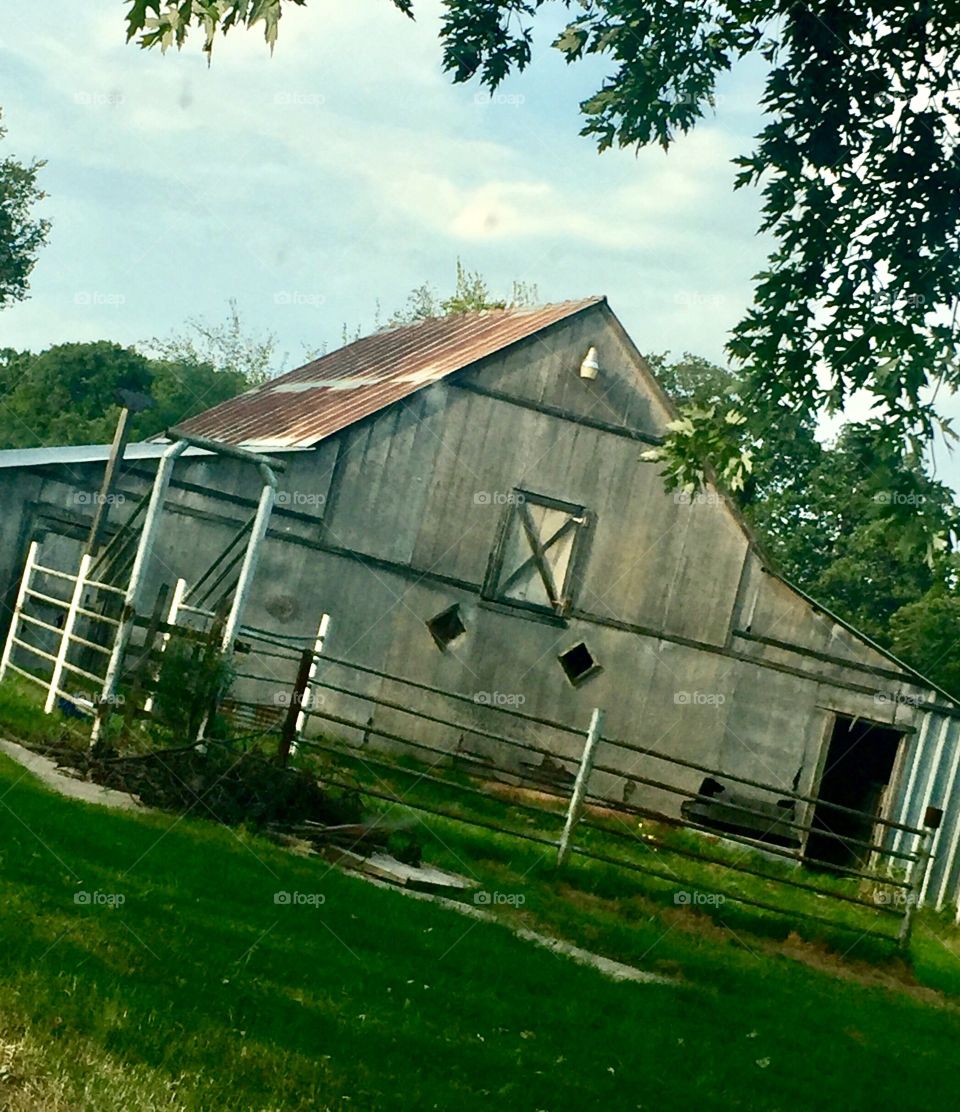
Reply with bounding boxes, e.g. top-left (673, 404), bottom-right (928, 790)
top-left (2, 559), bottom-right (937, 950)
top-left (223, 636), bottom-right (938, 950)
